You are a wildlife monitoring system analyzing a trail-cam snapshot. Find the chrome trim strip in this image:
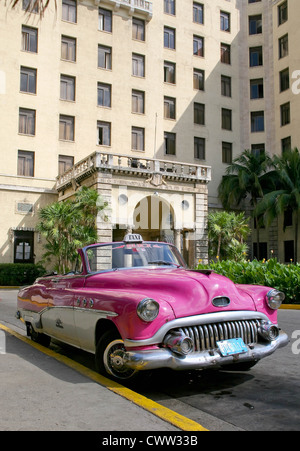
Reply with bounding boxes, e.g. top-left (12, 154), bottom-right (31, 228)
top-left (19, 305), bottom-right (118, 318)
top-left (124, 311), bottom-right (270, 348)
